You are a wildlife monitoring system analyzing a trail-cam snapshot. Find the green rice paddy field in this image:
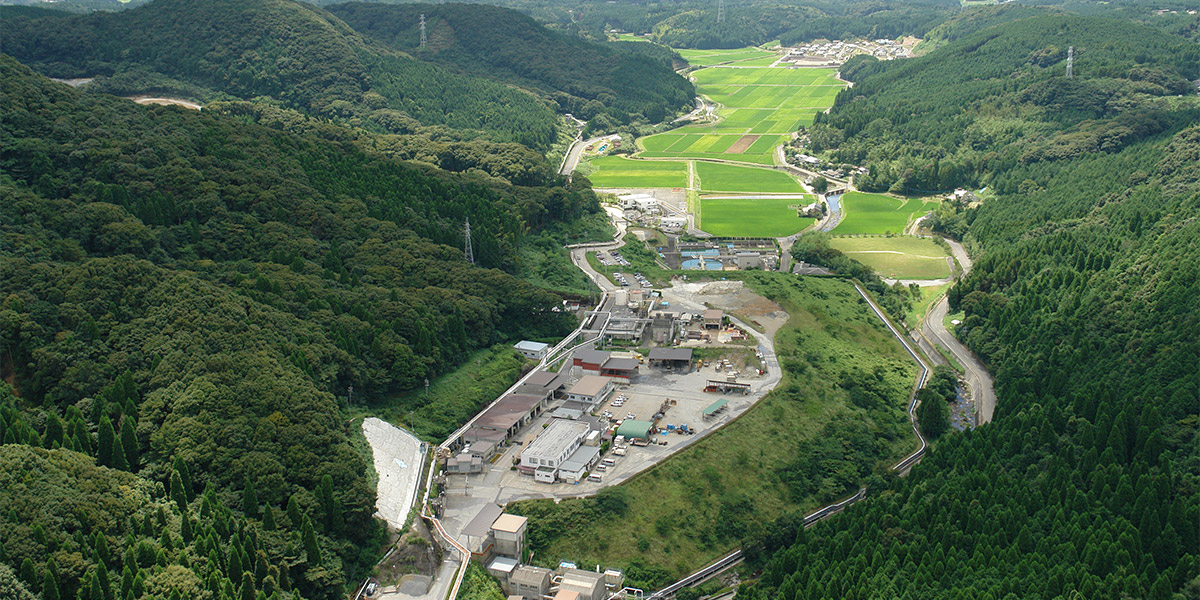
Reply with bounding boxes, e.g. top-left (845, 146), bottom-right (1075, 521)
top-left (829, 236), bottom-right (952, 280)
top-left (700, 197), bottom-right (815, 237)
top-left (639, 66), bottom-right (845, 165)
top-left (832, 192), bottom-right (941, 235)
top-left (695, 161), bottom-right (805, 194)
top-left (585, 156), bottom-right (687, 189)
top-left (675, 47), bottom-right (777, 66)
